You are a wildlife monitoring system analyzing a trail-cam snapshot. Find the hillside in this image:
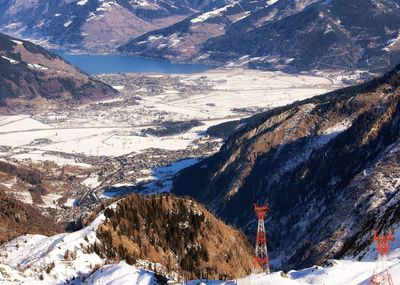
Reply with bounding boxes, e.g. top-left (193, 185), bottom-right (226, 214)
top-left (120, 0), bottom-right (400, 72)
top-left (94, 194), bottom-right (253, 279)
top-left (0, 189), bottom-right (61, 244)
top-left (0, 194), bottom-right (254, 283)
top-left (0, 0), bottom-right (228, 52)
top-left (0, 33), bottom-right (117, 113)
top-left (172, 64), bottom-right (400, 270)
